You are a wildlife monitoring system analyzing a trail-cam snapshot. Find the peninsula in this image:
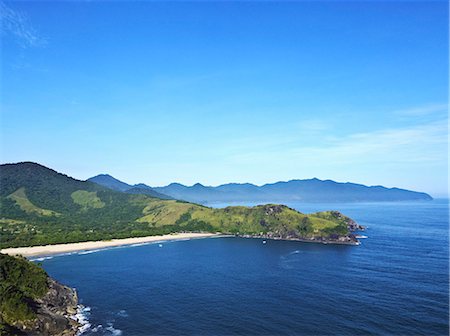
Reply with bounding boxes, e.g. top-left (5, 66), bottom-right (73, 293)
top-left (0, 162), bottom-right (364, 250)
